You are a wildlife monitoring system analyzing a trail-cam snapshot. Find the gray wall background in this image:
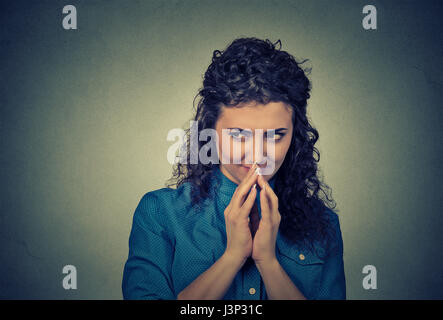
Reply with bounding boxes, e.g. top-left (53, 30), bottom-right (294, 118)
top-left (1, 0), bottom-right (442, 299)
